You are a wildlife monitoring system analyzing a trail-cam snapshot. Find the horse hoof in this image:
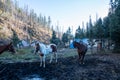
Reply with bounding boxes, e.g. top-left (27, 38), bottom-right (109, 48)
top-left (43, 65), bottom-right (45, 68)
top-left (49, 61), bottom-right (52, 63)
top-left (40, 64), bottom-right (42, 67)
top-left (79, 62), bottom-right (84, 64)
top-left (56, 61), bottom-right (57, 63)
